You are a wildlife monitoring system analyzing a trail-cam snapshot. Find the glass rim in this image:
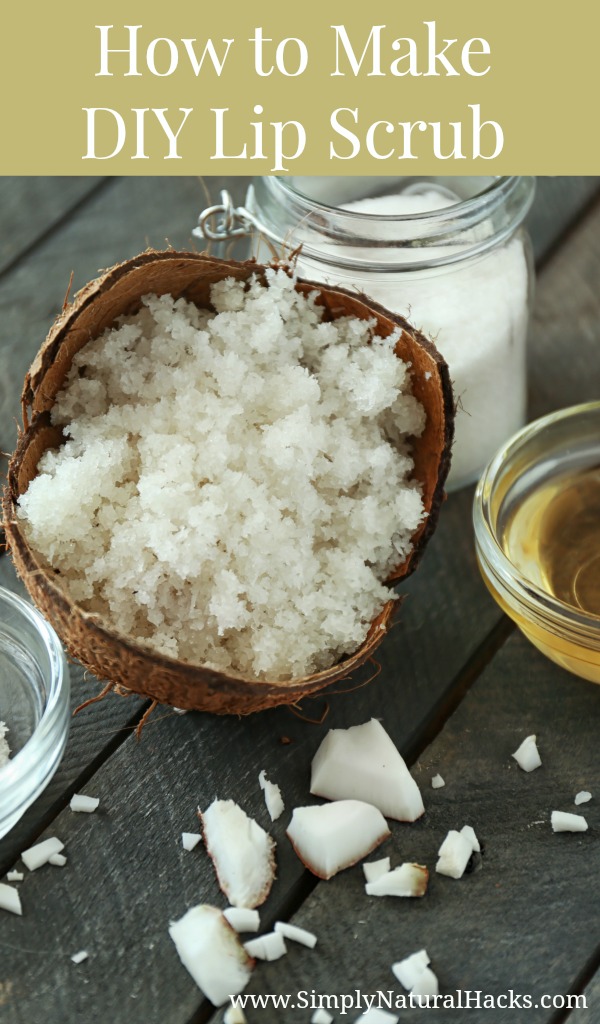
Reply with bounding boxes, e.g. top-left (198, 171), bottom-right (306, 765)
top-left (473, 400), bottom-right (600, 637)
